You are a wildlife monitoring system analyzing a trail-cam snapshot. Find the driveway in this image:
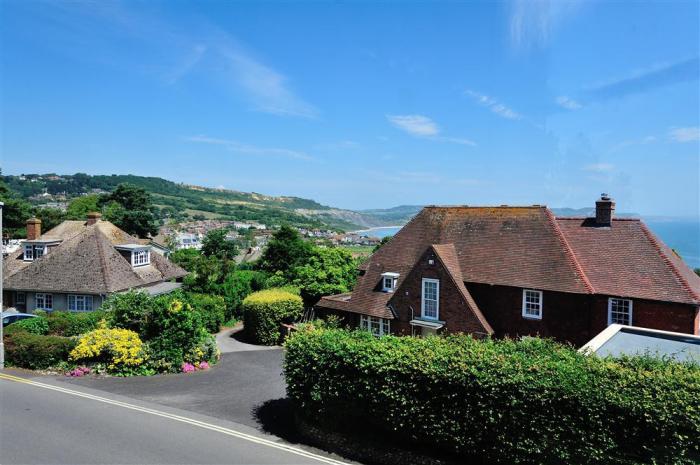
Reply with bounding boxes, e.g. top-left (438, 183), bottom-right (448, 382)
top-left (60, 348), bottom-right (286, 429)
top-left (216, 325), bottom-right (280, 353)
